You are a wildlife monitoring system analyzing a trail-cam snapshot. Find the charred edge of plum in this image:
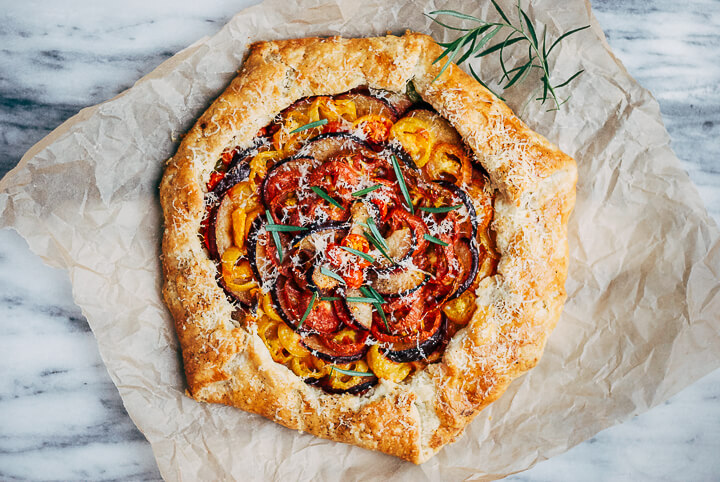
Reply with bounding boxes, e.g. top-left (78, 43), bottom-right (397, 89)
top-left (318, 377), bottom-right (378, 395)
top-left (289, 221), bottom-right (351, 246)
top-left (205, 205), bottom-right (220, 261)
top-left (342, 298), bottom-right (371, 331)
top-left (403, 100), bottom-right (435, 114)
top-left (209, 139), bottom-right (266, 200)
top-left (216, 272), bottom-right (255, 309)
top-left (271, 275), bottom-right (306, 332)
top-left (433, 180), bottom-right (478, 239)
top-left (247, 215), bottom-right (267, 285)
top-left (383, 143), bottom-right (418, 171)
top-left (447, 238), bottom-right (480, 301)
top-left (381, 313), bottom-right (447, 363)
